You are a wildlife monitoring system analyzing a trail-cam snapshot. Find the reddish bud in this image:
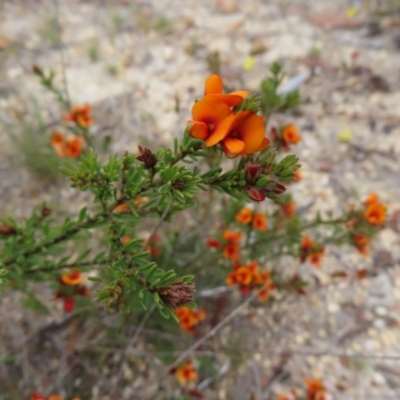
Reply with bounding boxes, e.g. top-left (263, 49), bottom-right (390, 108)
top-left (0, 225), bottom-right (16, 236)
top-left (245, 164), bottom-right (260, 182)
top-left (272, 183), bottom-right (287, 194)
top-left (245, 187), bottom-right (266, 202)
top-left (64, 297), bottom-right (75, 313)
top-left (207, 238), bottom-right (220, 248)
